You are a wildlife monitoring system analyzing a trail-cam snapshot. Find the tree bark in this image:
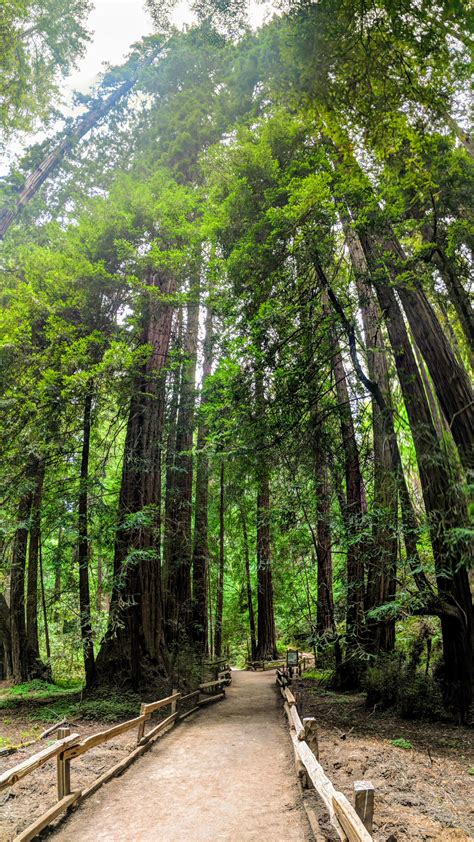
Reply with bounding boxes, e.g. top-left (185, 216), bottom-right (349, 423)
top-left (78, 388), bottom-right (97, 688)
top-left (26, 458), bottom-right (44, 662)
top-left (314, 445), bottom-right (336, 636)
top-left (254, 369), bottom-right (277, 661)
top-left (358, 230), bottom-right (473, 717)
top-left (343, 224), bottom-right (398, 653)
top-left (240, 505), bottom-right (257, 660)
top-left (322, 286), bottom-right (366, 653)
top-left (38, 540), bottom-right (50, 661)
top-left (192, 306), bottom-right (213, 653)
top-left (10, 455), bottom-right (37, 682)
top-left (214, 461), bottom-right (225, 658)
top-left (162, 310), bottom-right (183, 591)
top-left (165, 277), bottom-right (200, 647)
top-left (96, 272), bottom-right (175, 687)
